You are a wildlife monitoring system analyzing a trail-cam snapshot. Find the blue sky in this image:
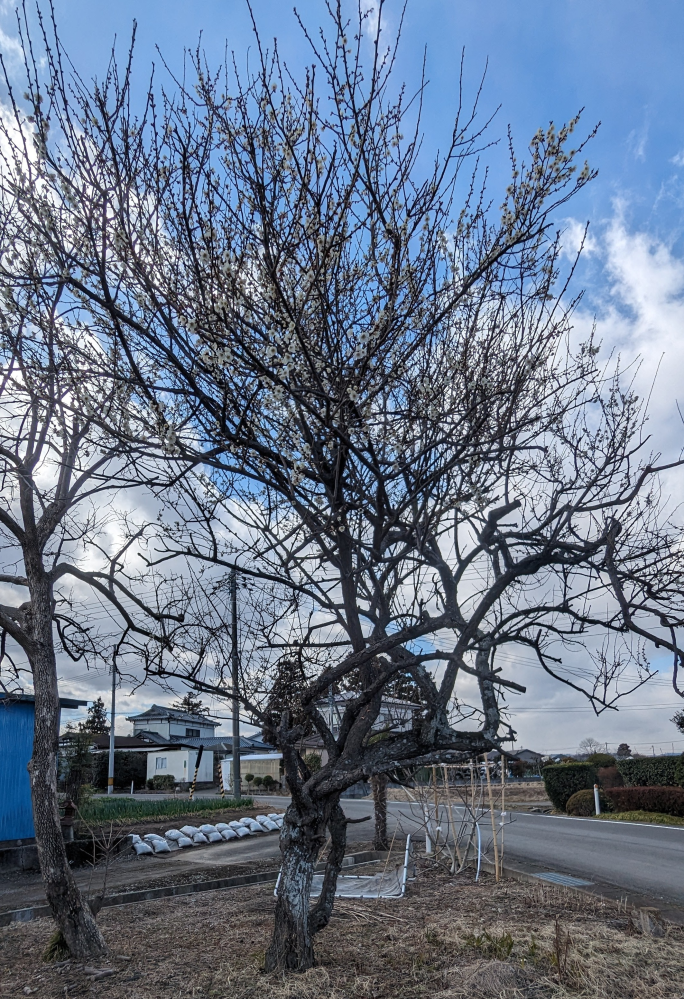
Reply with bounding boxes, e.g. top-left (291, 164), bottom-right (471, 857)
top-left (3, 0), bottom-right (684, 754)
